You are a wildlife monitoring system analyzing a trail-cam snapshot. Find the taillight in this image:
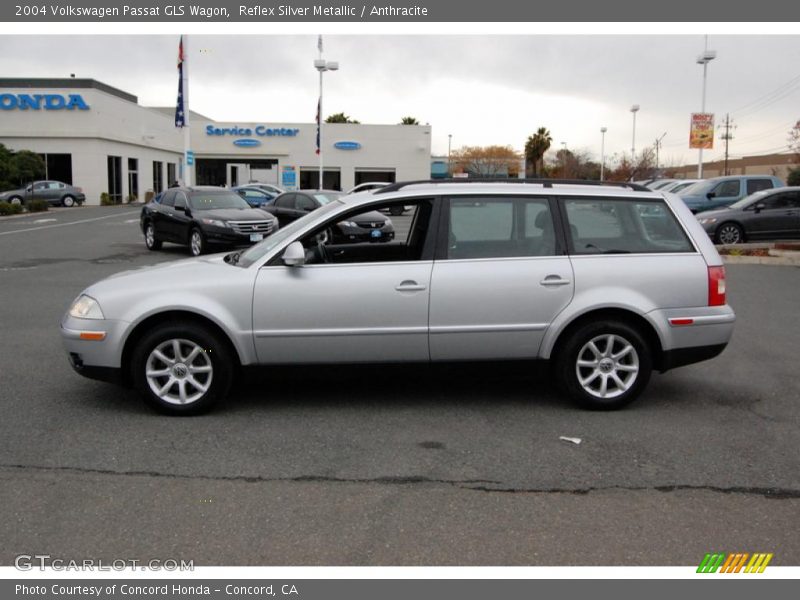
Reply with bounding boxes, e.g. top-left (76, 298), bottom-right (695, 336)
top-left (708, 266), bottom-right (726, 306)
